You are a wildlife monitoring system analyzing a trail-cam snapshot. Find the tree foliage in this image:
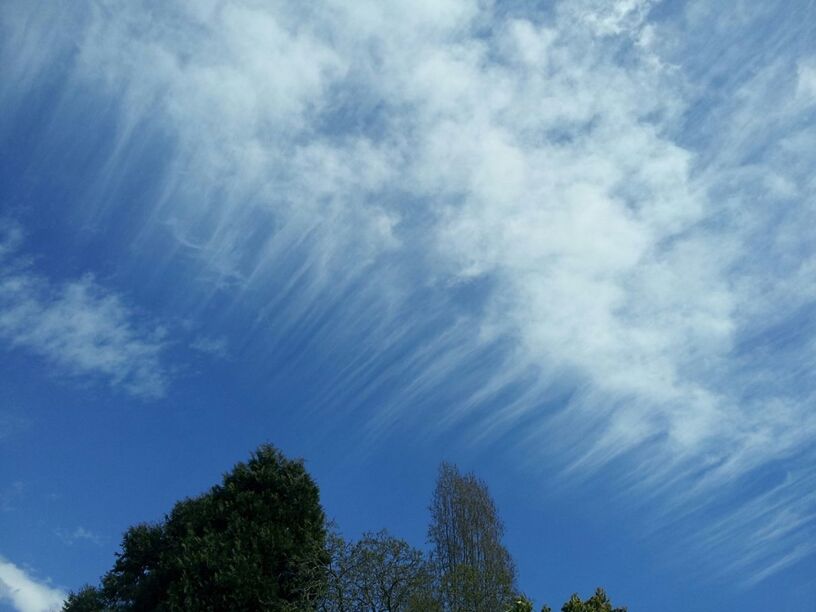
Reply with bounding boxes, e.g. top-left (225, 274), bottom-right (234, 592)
top-left (61, 586), bottom-right (108, 611)
top-left (319, 529), bottom-right (435, 612)
top-left (63, 448), bottom-right (627, 612)
top-left (557, 588), bottom-right (627, 612)
top-left (63, 444), bottom-right (328, 611)
top-left (506, 594), bottom-right (535, 612)
top-left (428, 462), bottom-right (516, 612)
